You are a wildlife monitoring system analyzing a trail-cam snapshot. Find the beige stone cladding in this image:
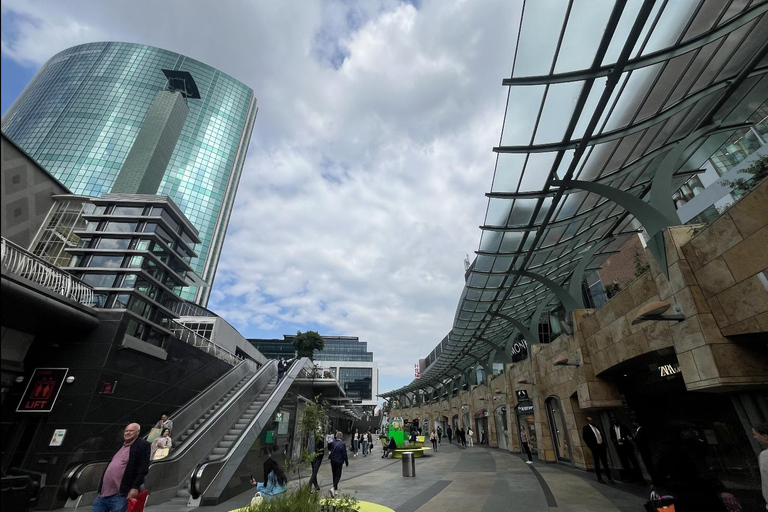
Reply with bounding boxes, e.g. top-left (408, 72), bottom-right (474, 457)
top-left (389, 180), bottom-right (768, 470)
